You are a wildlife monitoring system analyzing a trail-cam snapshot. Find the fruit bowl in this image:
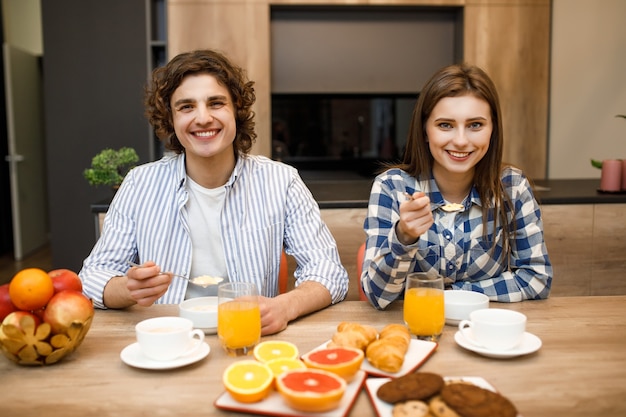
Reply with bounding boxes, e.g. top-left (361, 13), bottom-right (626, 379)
top-left (0, 312), bottom-right (93, 365)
